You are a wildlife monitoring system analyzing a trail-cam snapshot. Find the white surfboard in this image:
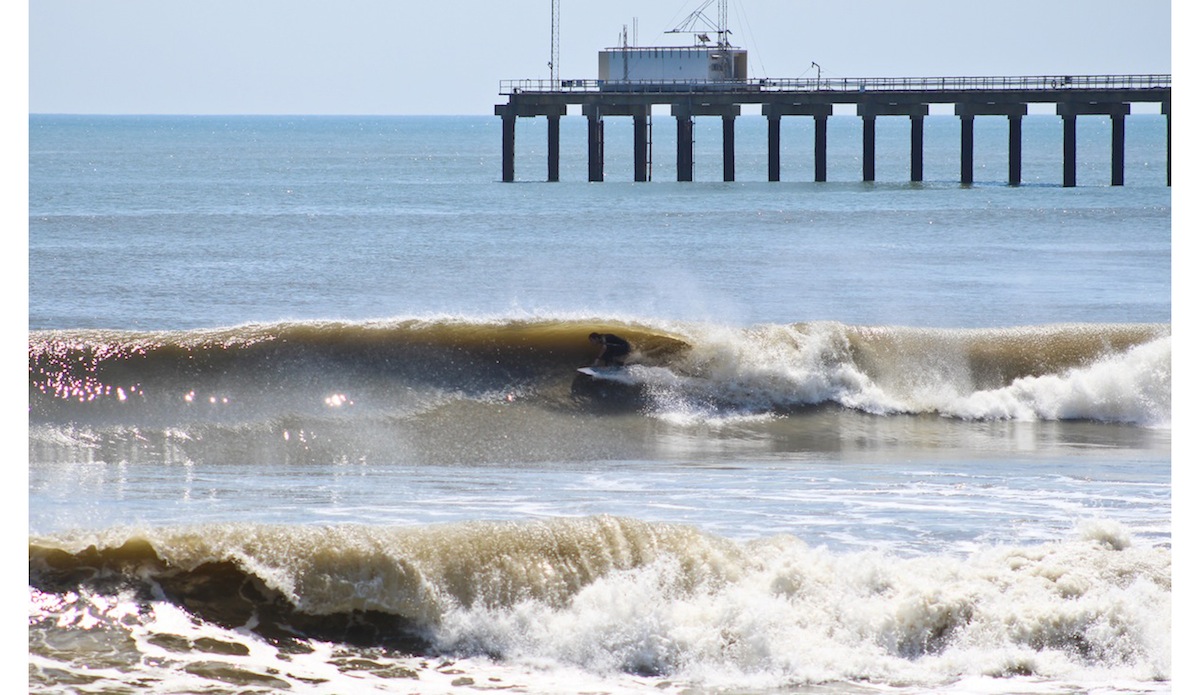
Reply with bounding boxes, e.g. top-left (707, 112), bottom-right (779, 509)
top-left (576, 366), bottom-right (635, 384)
